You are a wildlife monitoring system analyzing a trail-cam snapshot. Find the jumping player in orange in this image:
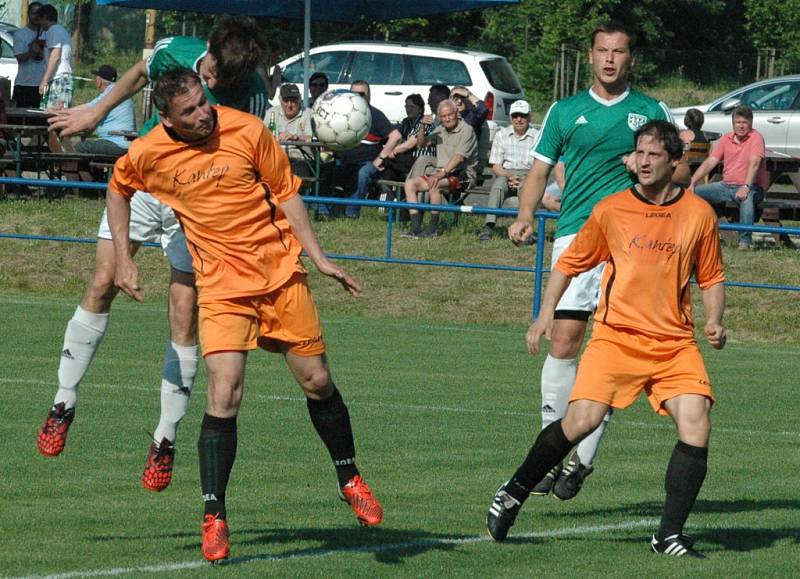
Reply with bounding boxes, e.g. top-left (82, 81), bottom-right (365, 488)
top-left (487, 120), bottom-right (726, 558)
top-left (106, 68), bottom-right (383, 562)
